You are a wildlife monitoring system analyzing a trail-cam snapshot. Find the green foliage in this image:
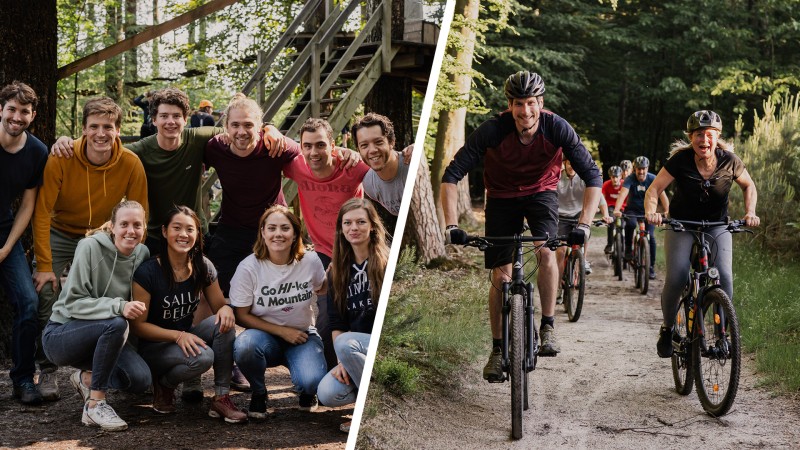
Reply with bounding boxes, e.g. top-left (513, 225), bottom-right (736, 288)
top-left (372, 356), bottom-right (421, 395)
top-left (734, 247), bottom-right (800, 392)
top-left (730, 93), bottom-right (800, 254)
